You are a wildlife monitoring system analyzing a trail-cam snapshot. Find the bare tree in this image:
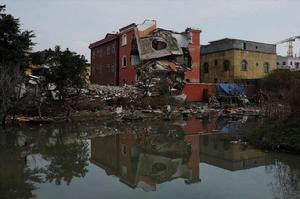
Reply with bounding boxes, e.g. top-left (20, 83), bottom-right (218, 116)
top-left (0, 66), bottom-right (24, 126)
